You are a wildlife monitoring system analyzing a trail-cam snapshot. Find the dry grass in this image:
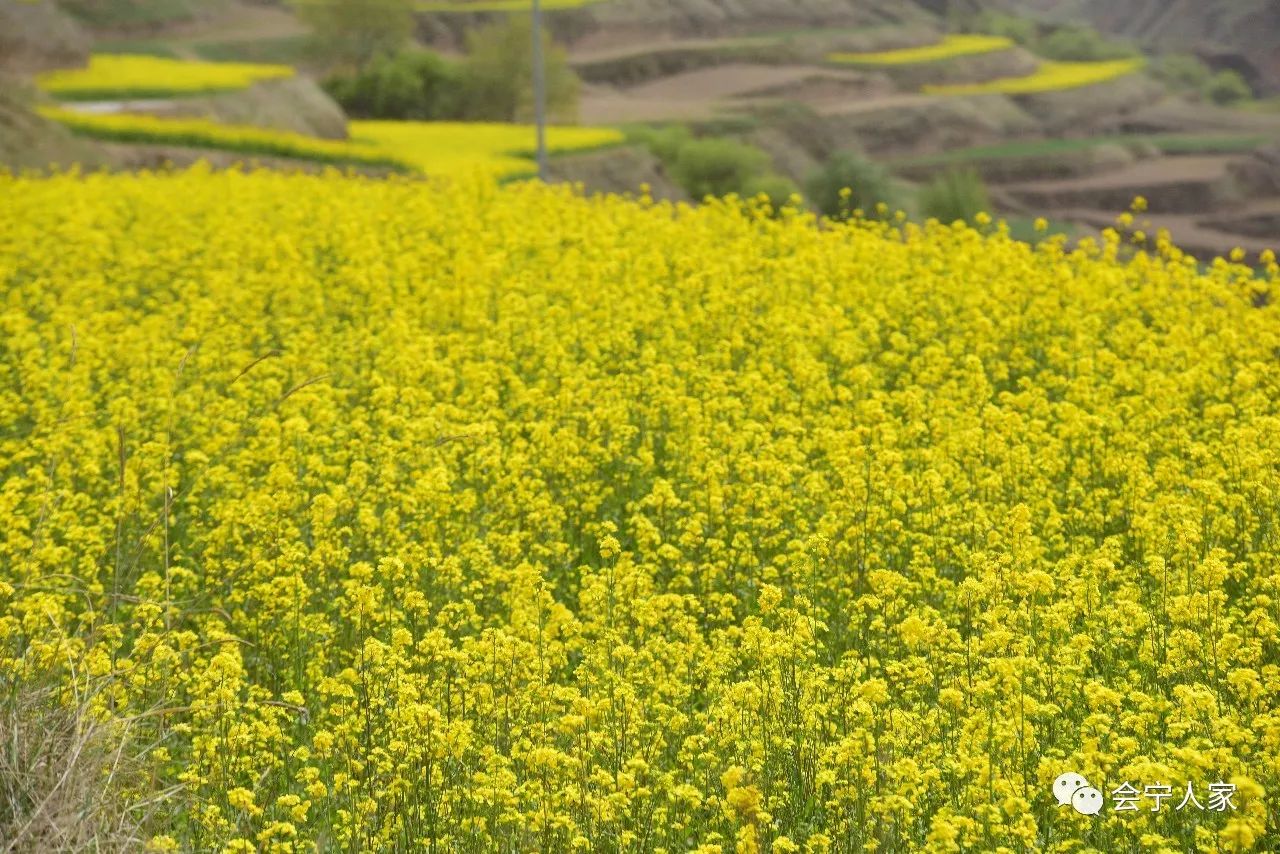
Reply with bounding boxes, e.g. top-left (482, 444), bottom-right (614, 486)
top-left (0, 681), bottom-right (171, 853)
